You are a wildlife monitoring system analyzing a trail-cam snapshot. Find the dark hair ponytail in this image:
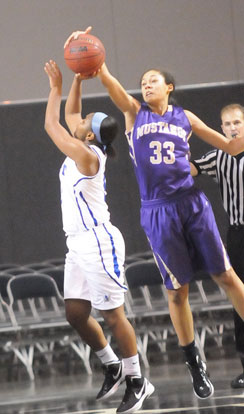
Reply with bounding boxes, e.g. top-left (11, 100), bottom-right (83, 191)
top-left (100, 116), bottom-right (118, 158)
